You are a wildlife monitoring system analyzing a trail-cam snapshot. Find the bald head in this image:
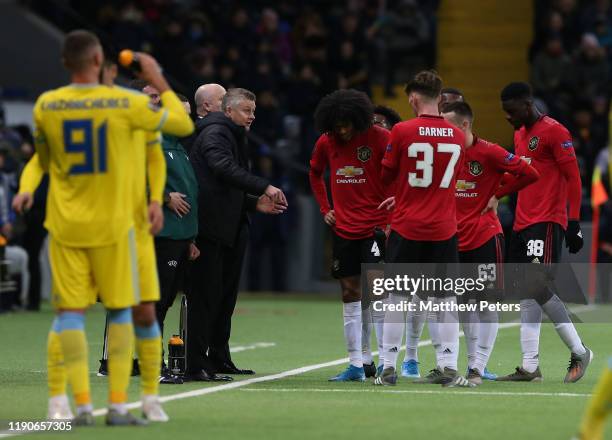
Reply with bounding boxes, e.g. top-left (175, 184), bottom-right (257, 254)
top-left (194, 83), bottom-right (226, 117)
